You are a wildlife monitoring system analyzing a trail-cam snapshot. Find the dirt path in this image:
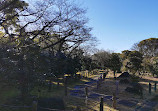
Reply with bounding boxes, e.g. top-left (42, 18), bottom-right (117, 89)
top-left (142, 76), bottom-right (158, 81)
top-left (69, 73), bottom-right (158, 111)
top-left (90, 73), bottom-right (158, 111)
